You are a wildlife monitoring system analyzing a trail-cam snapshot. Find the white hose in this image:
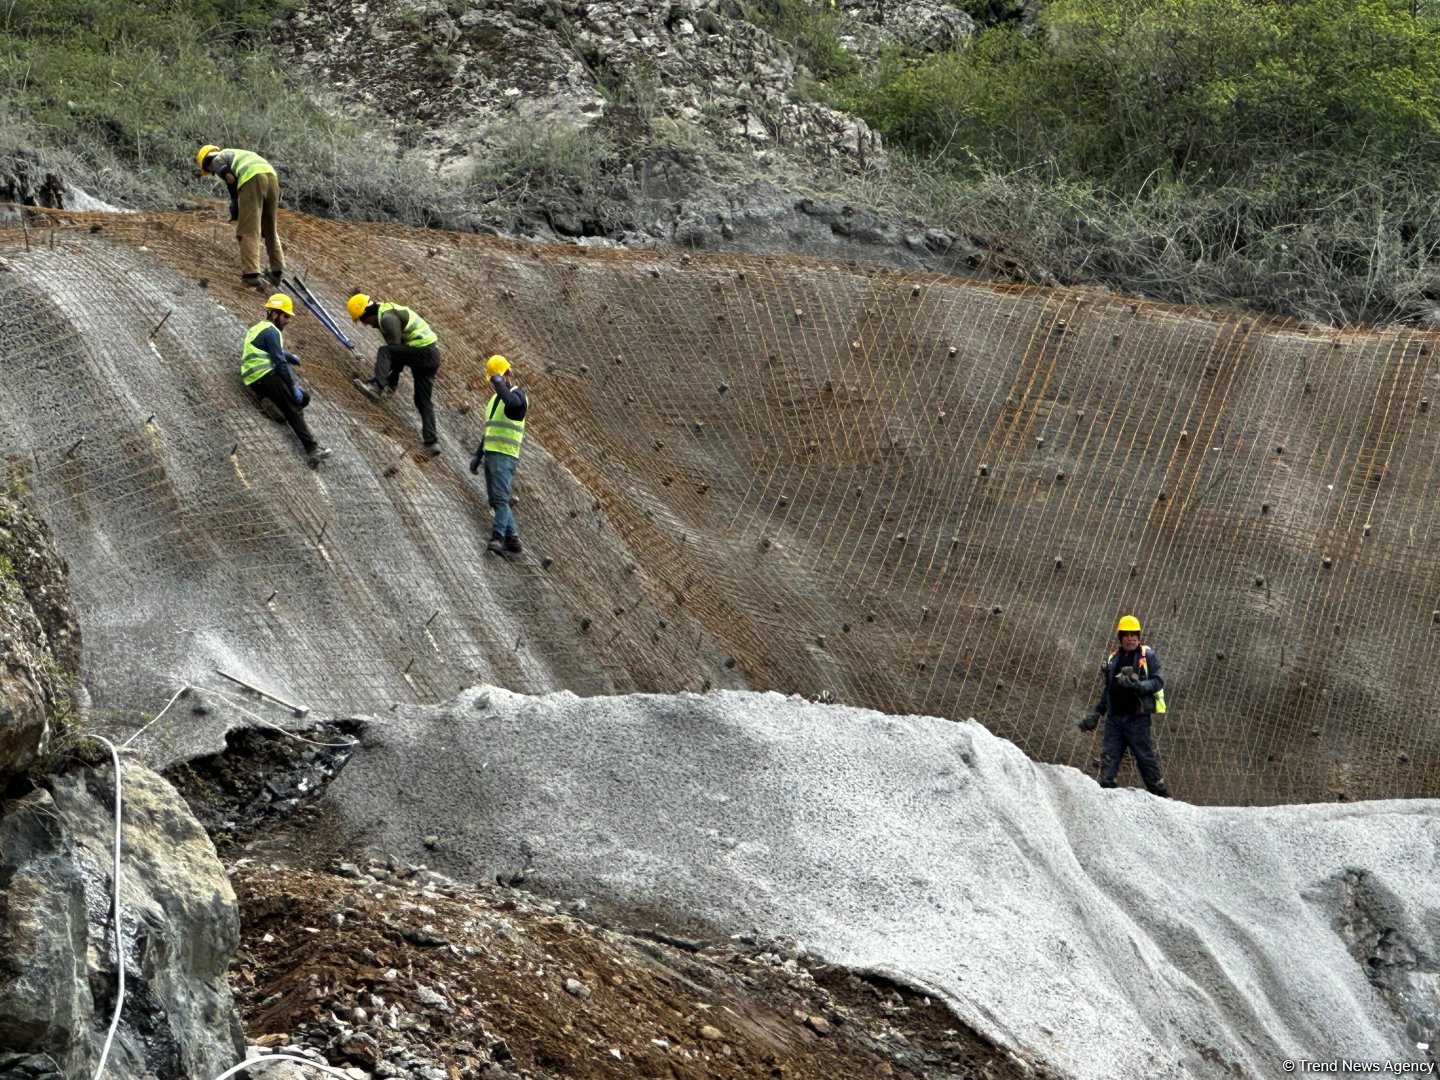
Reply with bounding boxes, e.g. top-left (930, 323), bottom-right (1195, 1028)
top-left (119, 684), bottom-right (190, 749)
top-left (86, 734), bottom-right (125, 1080)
